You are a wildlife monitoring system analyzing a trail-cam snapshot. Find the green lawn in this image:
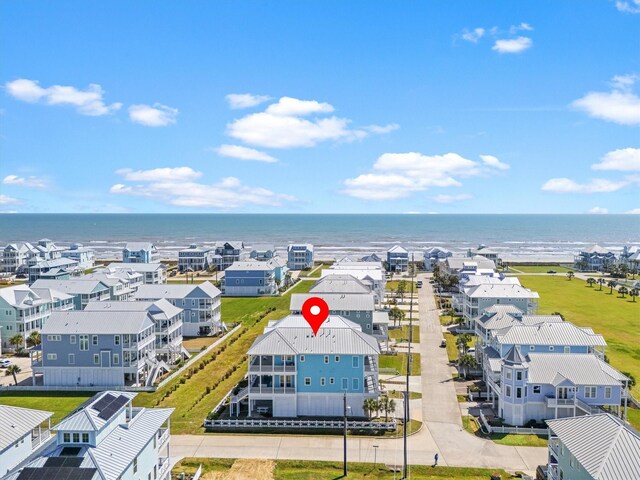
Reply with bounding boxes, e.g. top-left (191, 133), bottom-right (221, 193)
top-left (387, 389), bottom-right (422, 400)
top-left (388, 325), bottom-right (420, 343)
top-left (379, 353), bottom-right (421, 375)
top-left (509, 264), bottom-right (572, 273)
top-left (307, 263), bottom-right (332, 278)
top-left (461, 415), bottom-right (548, 448)
top-left (517, 275), bottom-right (640, 396)
top-left (173, 458), bottom-right (514, 479)
top-left (439, 314), bottom-right (462, 326)
top-left (0, 391), bottom-right (92, 425)
top-left (386, 280), bottom-right (417, 292)
top-left (626, 407), bottom-right (640, 431)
